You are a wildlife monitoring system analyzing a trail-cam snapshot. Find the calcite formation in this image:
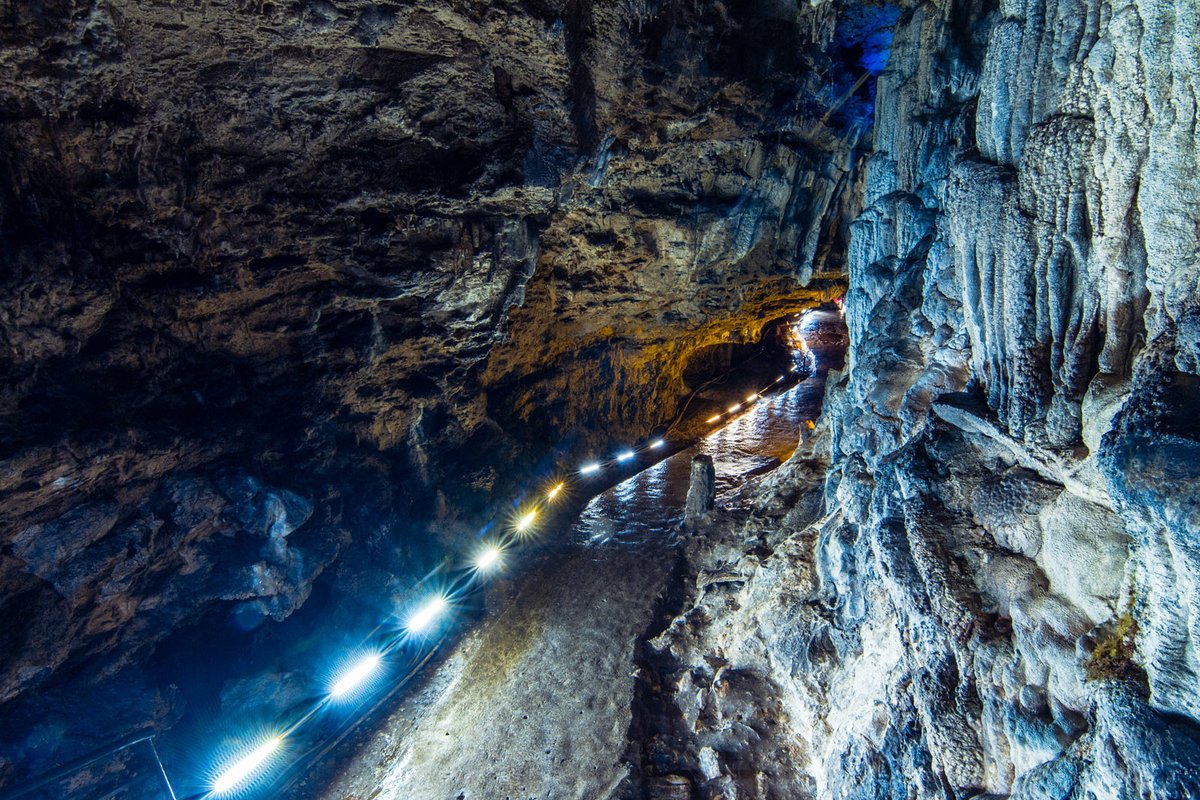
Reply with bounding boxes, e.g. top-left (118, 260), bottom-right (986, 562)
top-left (639, 0), bottom-right (1200, 797)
